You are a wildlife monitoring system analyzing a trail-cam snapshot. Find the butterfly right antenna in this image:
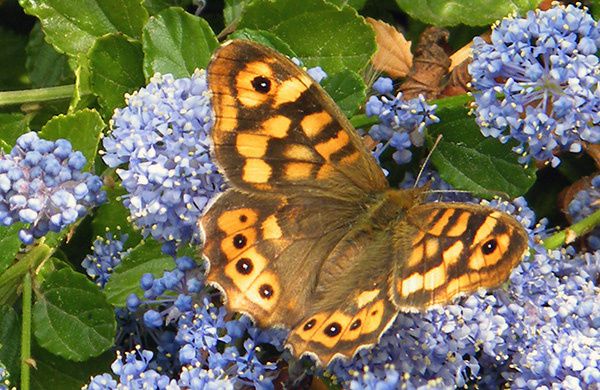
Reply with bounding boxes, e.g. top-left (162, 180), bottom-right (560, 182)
top-left (414, 133), bottom-right (443, 189)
